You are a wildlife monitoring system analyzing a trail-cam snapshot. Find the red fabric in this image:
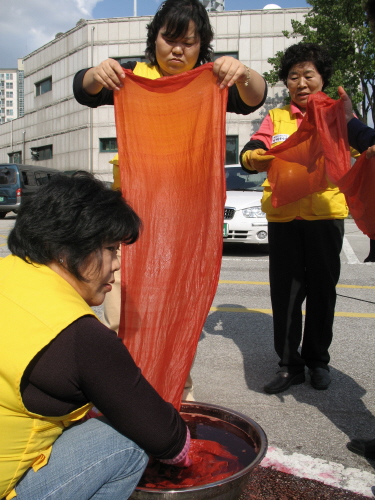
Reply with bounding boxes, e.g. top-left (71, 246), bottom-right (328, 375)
top-left (265, 92), bottom-right (375, 238)
top-left (113, 63), bottom-right (228, 409)
top-left (266, 92), bottom-right (351, 208)
top-left (139, 439), bottom-right (241, 489)
top-left (335, 153), bottom-right (375, 239)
